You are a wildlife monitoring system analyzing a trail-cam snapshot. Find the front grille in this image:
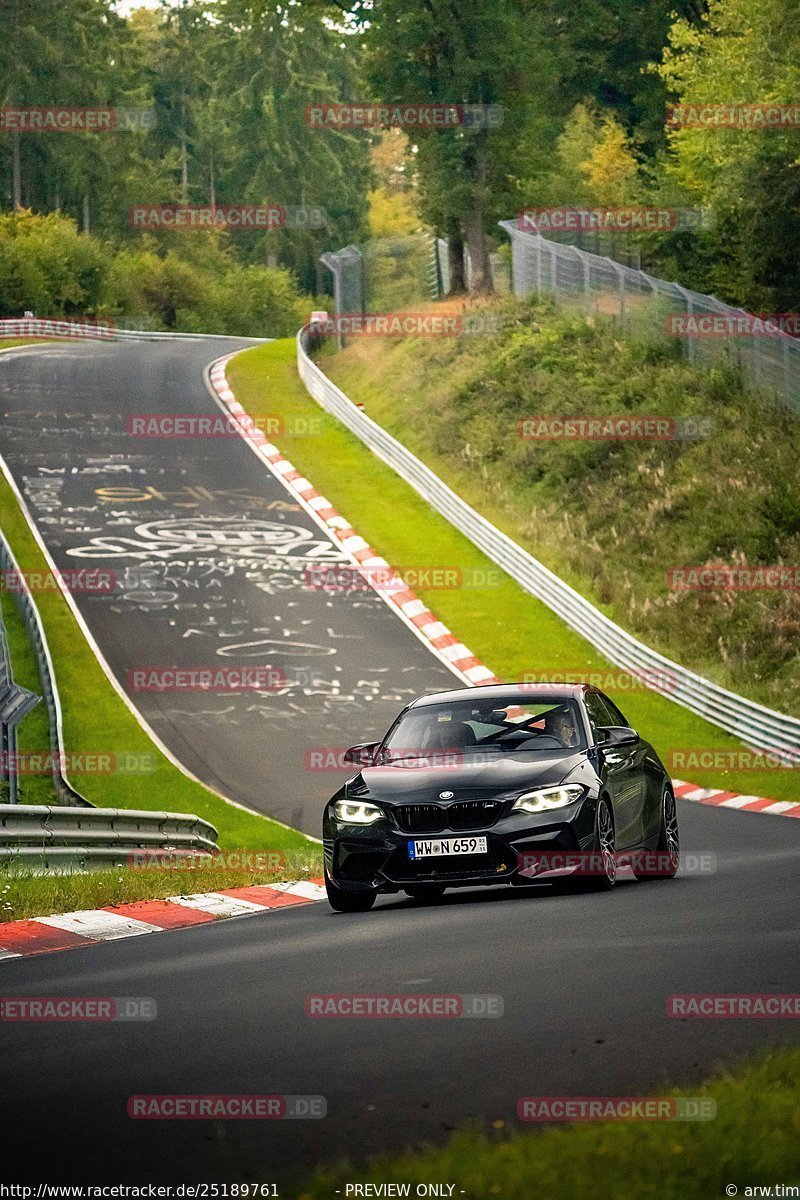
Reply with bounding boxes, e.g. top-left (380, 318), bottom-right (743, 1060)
top-left (394, 805), bottom-right (446, 833)
top-left (393, 800), bottom-right (504, 833)
top-left (447, 800), bottom-right (504, 830)
top-left (384, 839), bottom-right (513, 883)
